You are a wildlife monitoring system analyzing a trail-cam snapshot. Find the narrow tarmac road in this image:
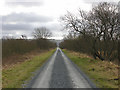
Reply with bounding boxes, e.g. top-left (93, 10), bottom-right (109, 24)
top-left (27, 48), bottom-right (96, 88)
